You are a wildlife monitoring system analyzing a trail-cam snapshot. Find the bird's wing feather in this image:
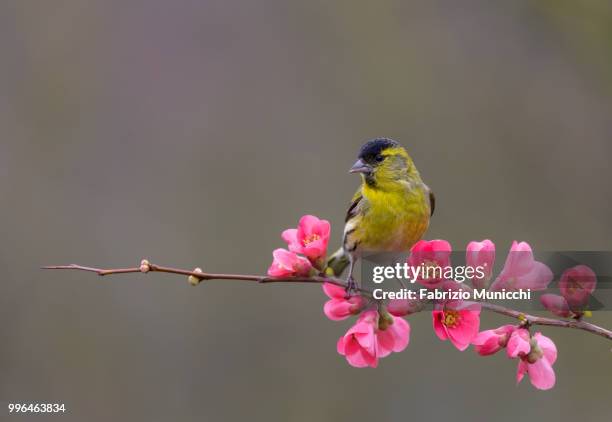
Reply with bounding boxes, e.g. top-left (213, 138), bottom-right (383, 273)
top-left (429, 190), bottom-right (435, 216)
top-left (345, 191), bottom-right (363, 223)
